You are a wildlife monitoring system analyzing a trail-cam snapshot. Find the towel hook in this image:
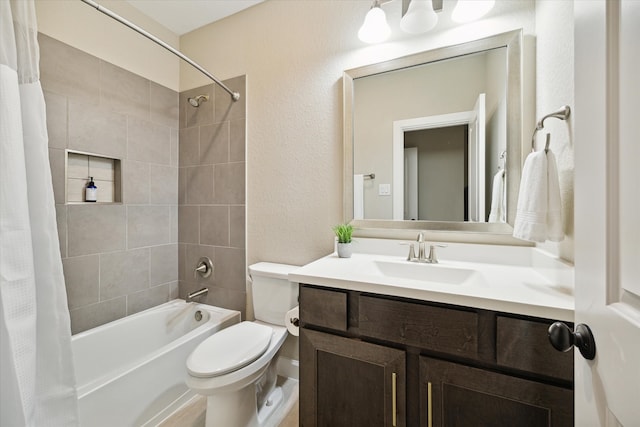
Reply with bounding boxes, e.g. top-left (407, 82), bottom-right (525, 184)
top-left (498, 150), bottom-right (507, 171)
